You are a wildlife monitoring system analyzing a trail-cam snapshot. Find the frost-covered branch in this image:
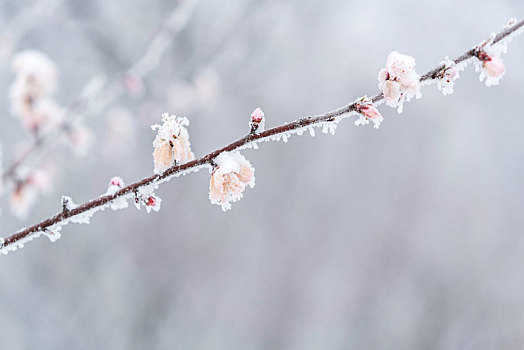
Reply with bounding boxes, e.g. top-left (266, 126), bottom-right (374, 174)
top-left (1, 18), bottom-right (522, 256)
top-left (0, 0), bottom-right (200, 188)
